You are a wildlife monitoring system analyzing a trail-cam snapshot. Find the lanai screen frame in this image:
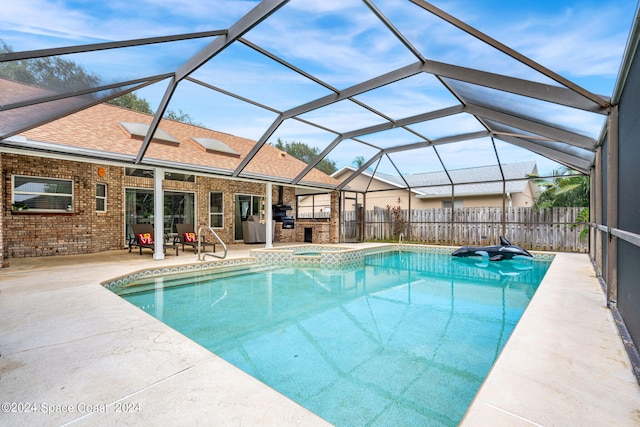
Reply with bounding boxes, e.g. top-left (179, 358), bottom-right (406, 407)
top-left (1, 0), bottom-right (639, 382)
top-left (1, 0), bottom-right (607, 189)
